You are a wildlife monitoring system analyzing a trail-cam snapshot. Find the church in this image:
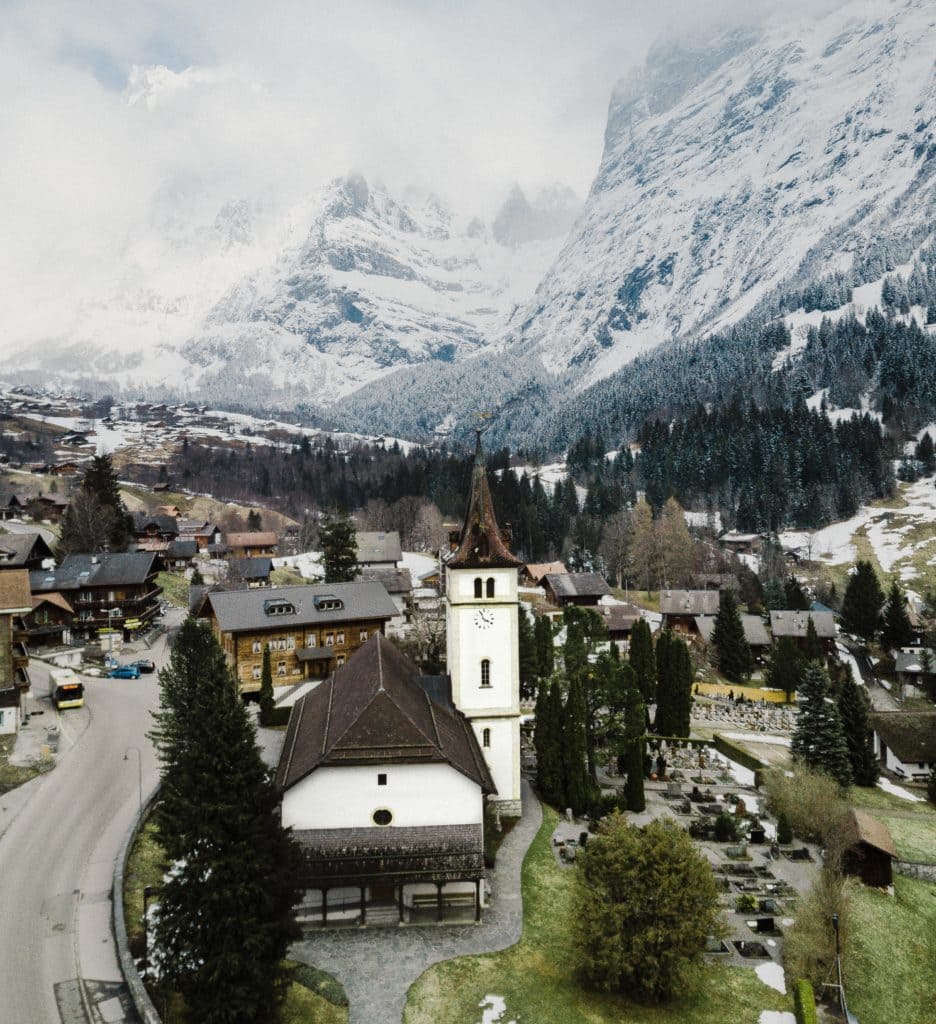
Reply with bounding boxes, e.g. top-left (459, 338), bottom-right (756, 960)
top-left (275, 437), bottom-right (523, 923)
